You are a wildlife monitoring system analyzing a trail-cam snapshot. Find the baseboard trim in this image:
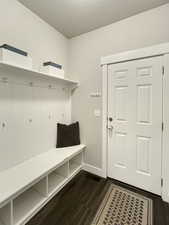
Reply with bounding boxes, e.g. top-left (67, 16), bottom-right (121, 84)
top-left (162, 192), bottom-right (169, 203)
top-left (83, 163), bottom-right (106, 178)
